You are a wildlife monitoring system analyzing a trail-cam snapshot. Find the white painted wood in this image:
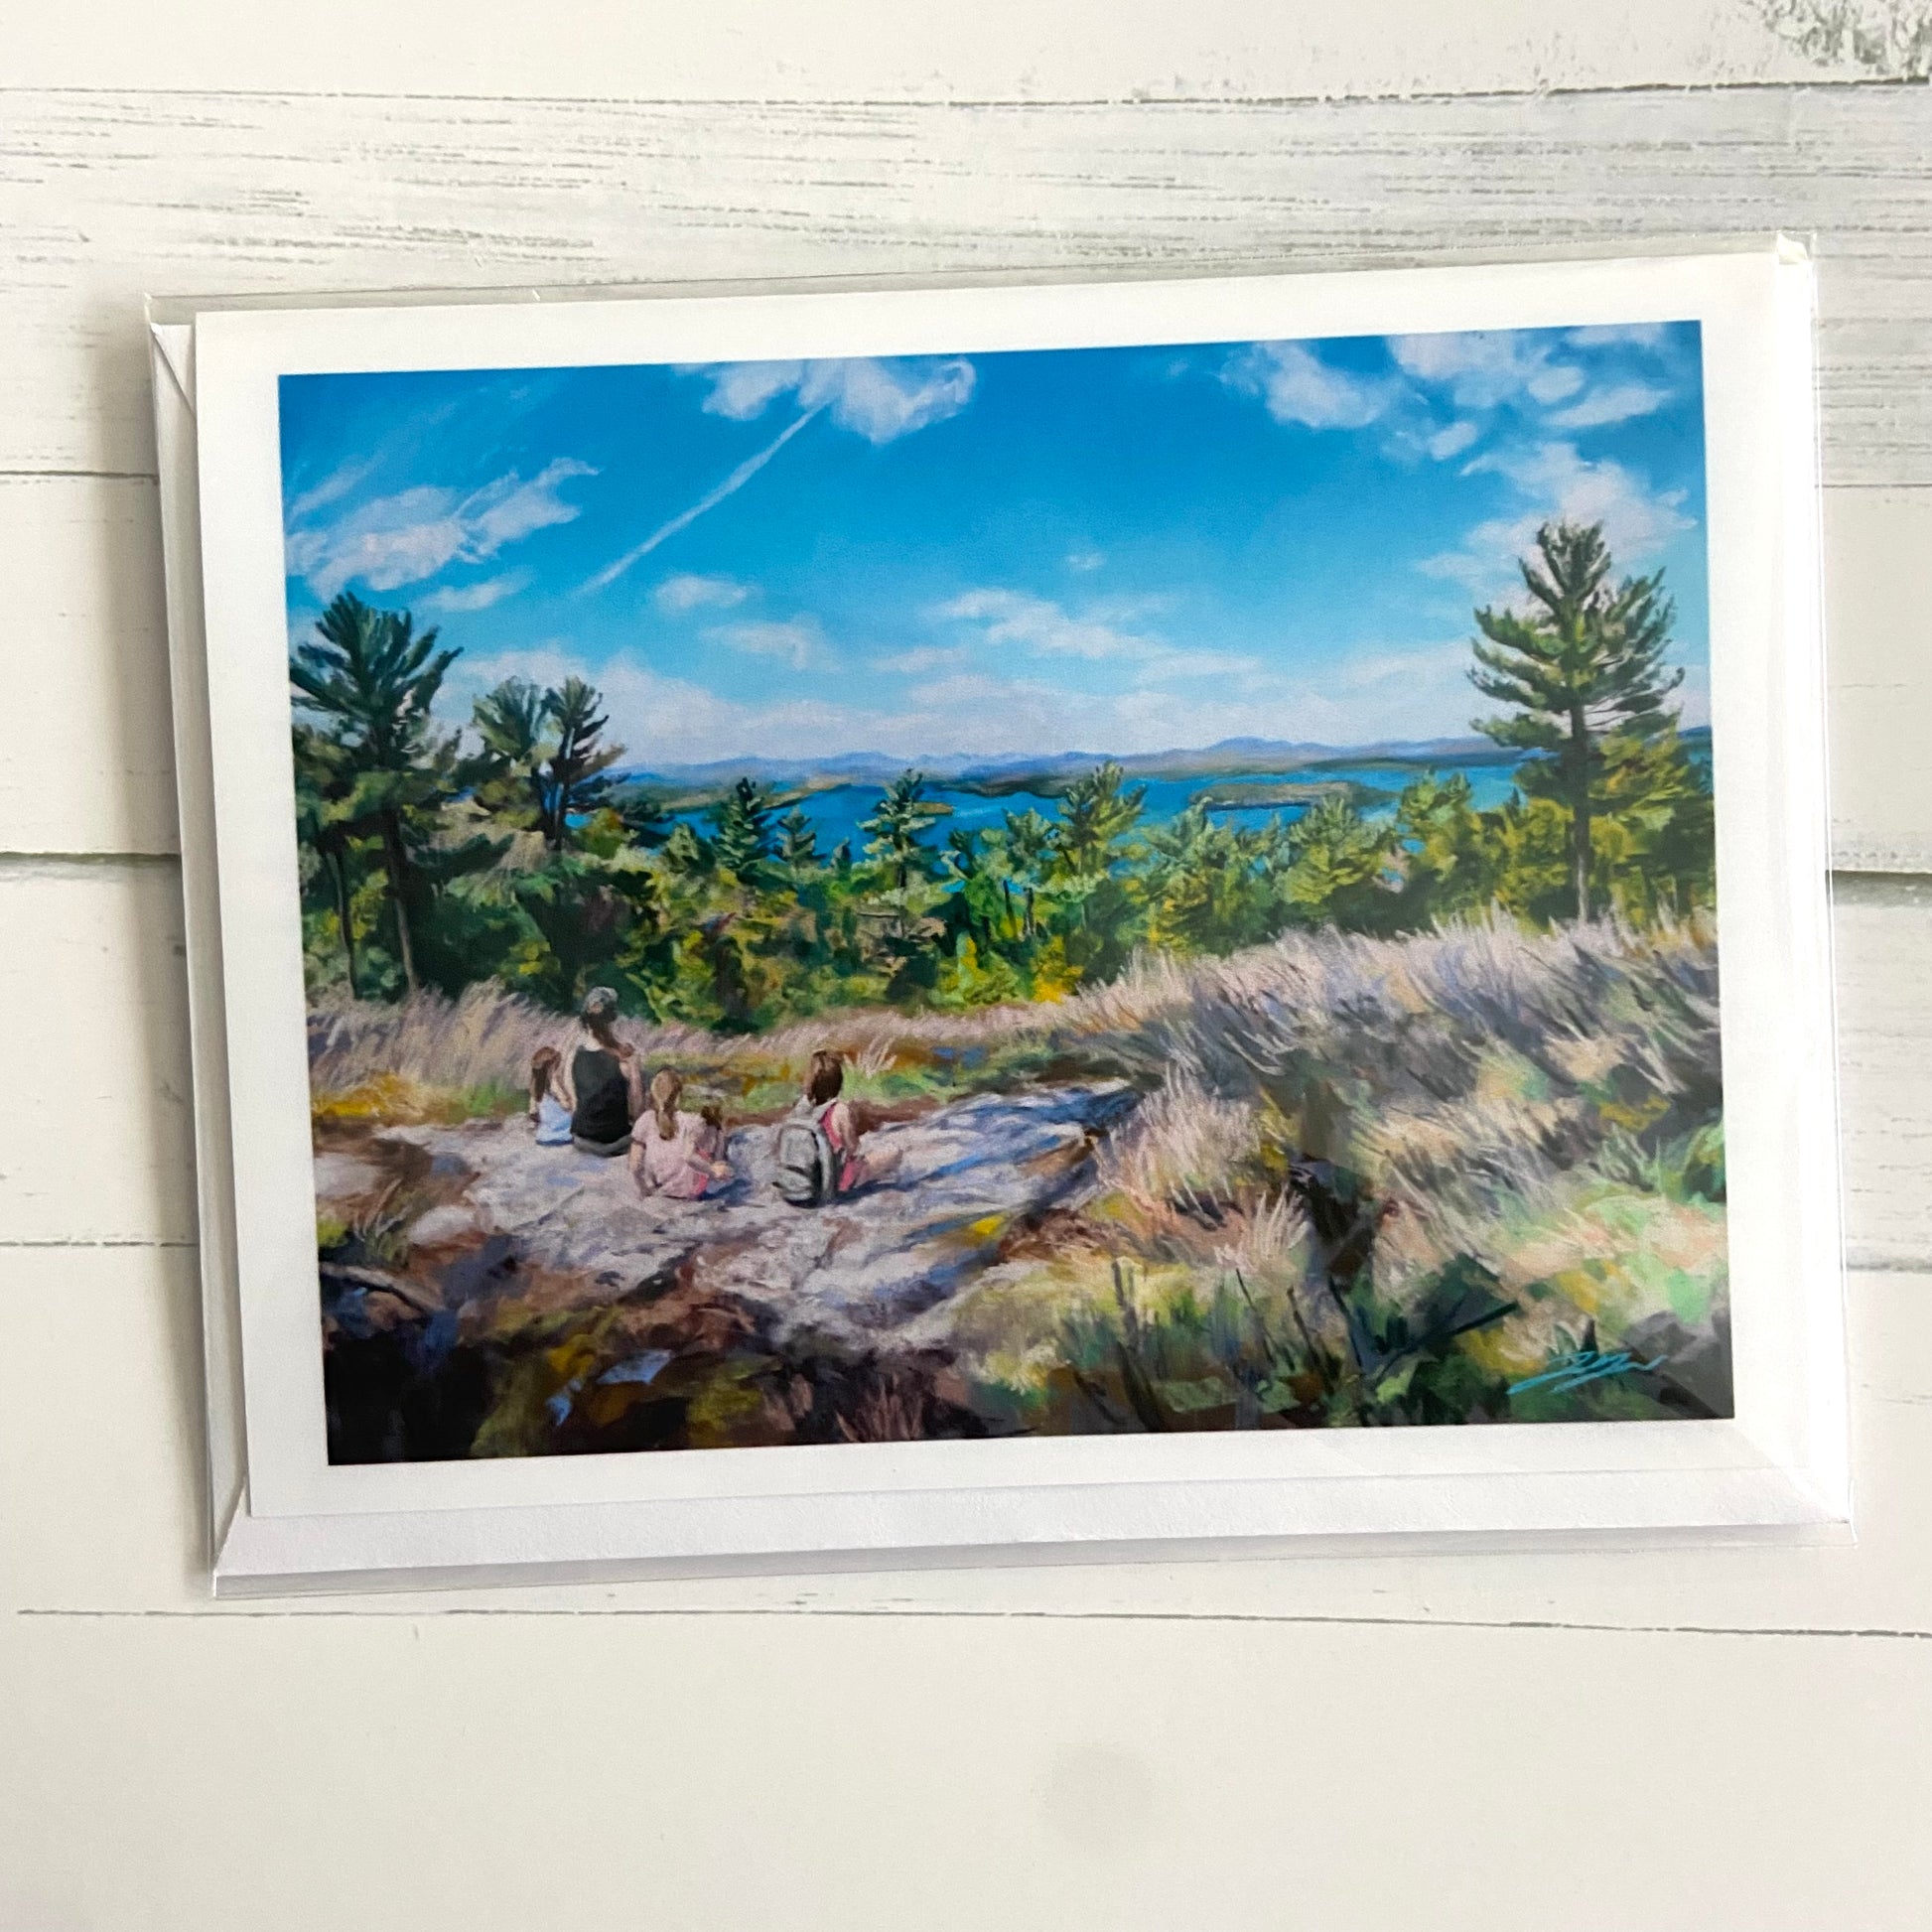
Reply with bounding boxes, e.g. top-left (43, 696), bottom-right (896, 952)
top-left (3, 68), bottom-right (1930, 1932)
top-left (2, 866), bottom-right (1924, 1260)
top-left (1832, 882), bottom-right (1932, 1271)
top-left (3, 1588), bottom-right (1930, 1932)
top-left (9, 476), bottom-right (1928, 868)
top-left (0, 477), bottom-right (178, 857)
top-left (1825, 490), bottom-right (1932, 875)
top-left (0, 0), bottom-right (1866, 105)
top-left (0, 864), bottom-right (197, 1247)
top-left (6, 1243), bottom-right (1929, 1637)
top-left (2, 88), bottom-right (1931, 483)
